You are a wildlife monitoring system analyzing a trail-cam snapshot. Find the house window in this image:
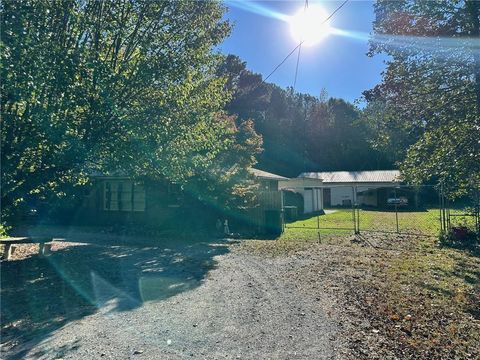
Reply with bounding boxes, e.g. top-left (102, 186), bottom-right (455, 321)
top-left (104, 180), bottom-right (145, 212)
